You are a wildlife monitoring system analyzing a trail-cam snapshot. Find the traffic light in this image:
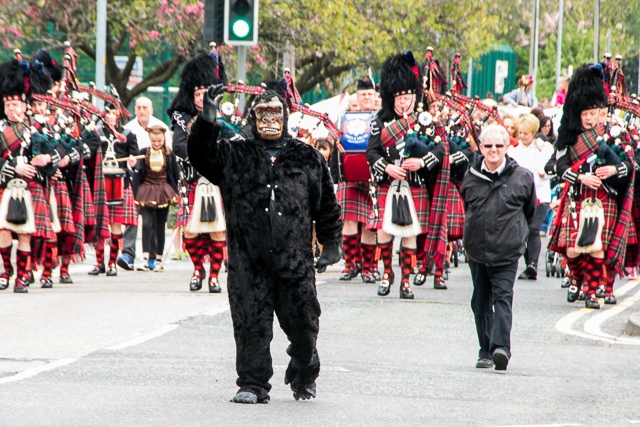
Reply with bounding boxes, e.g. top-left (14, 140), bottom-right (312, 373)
top-left (203, 0), bottom-right (225, 45)
top-left (224, 0), bottom-right (259, 45)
